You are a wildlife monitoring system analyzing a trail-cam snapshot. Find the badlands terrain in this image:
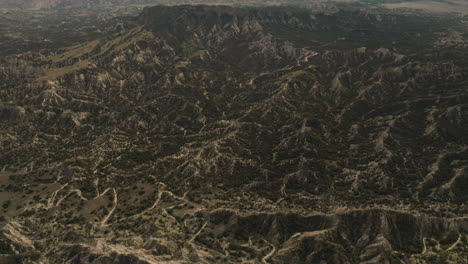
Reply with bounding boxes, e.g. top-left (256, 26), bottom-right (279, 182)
top-left (0, 1), bottom-right (467, 263)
